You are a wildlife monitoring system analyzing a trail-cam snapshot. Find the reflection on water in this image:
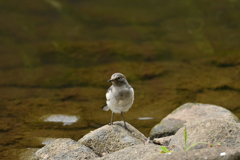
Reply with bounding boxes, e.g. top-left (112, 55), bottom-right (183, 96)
top-left (138, 117), bottom-right (154, 120)
top-left (43, 114), bottom-right (80, 126)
